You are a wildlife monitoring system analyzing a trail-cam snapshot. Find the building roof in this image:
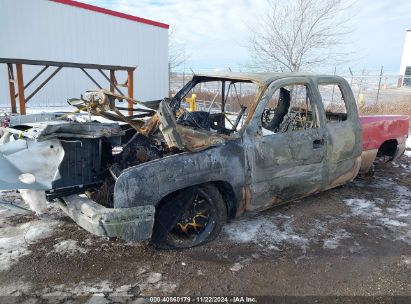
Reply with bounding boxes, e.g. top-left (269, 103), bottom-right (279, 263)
top-left (50, 0), bottom-right (169, 29)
